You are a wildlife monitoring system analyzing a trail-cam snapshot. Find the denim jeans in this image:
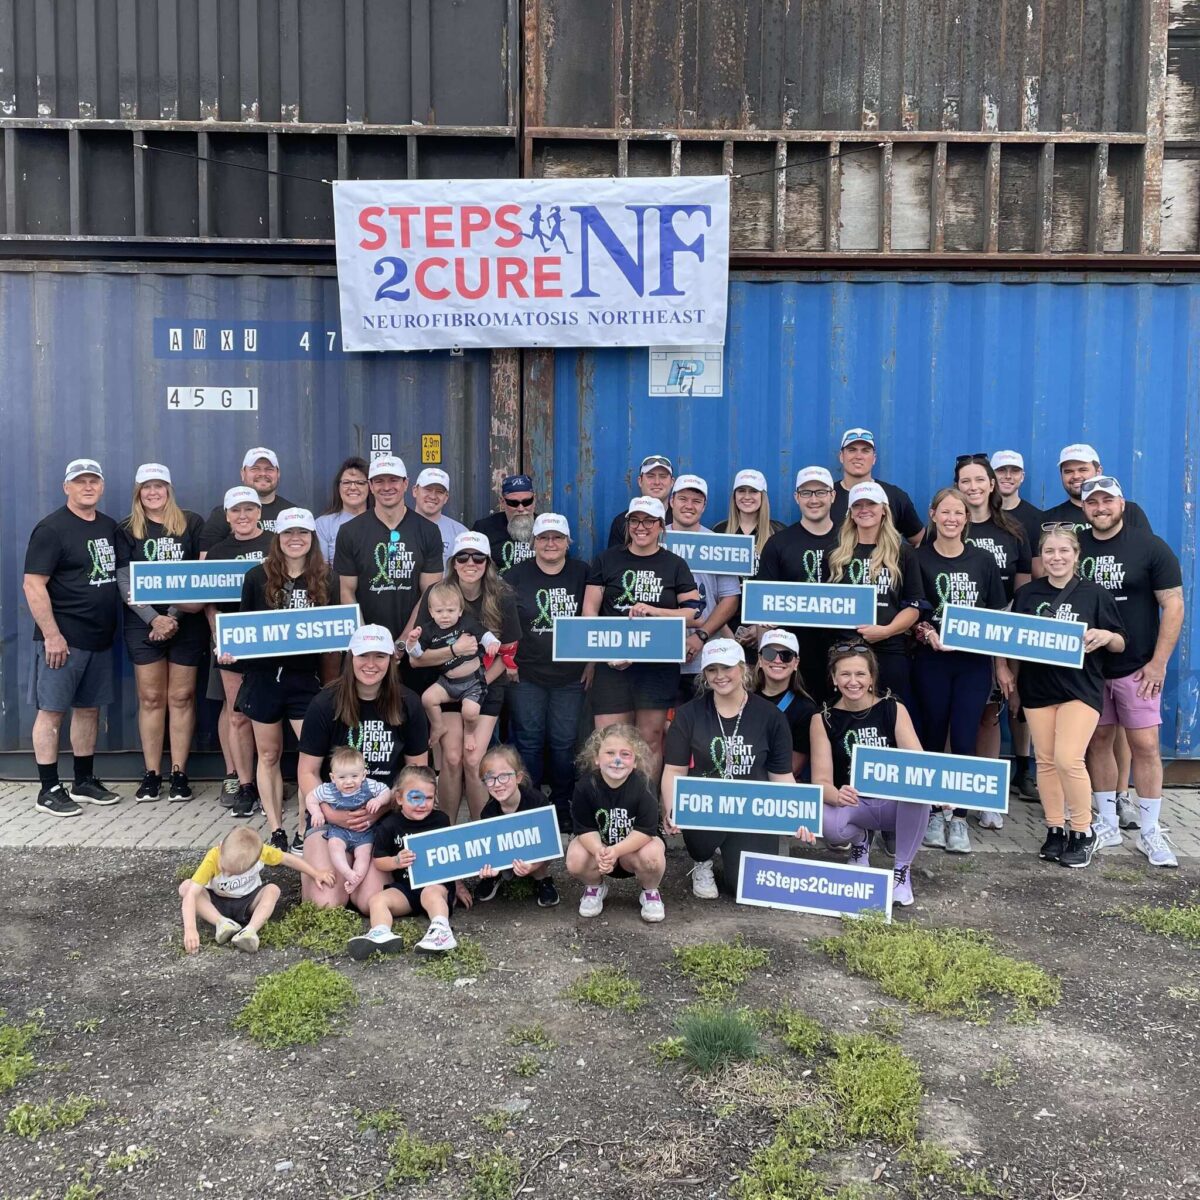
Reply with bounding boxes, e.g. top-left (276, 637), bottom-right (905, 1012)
top-left (507, 679), bottom-right (585, 826)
